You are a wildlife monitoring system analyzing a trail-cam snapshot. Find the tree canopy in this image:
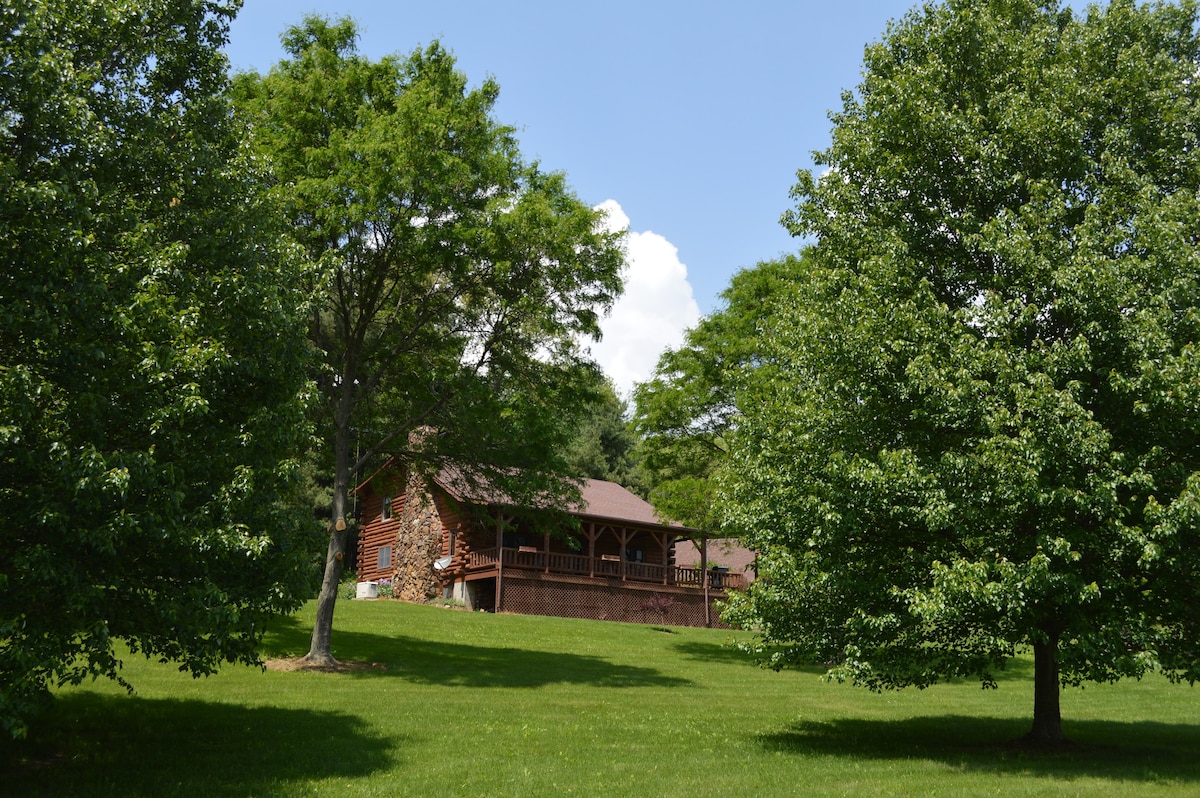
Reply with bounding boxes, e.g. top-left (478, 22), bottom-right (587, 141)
top-left (561, 374), bottom-right (641, 490)
top-left (0, 0), bottom-right (318, 737)
top-left (633, 254), bottom-right (804, 626)
top-left (722, 0), bottom-right (1200, 744)
top-left (633, 254), bottom-right (806, 531)
top-left (232, 17), bottom-right (626, 664)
